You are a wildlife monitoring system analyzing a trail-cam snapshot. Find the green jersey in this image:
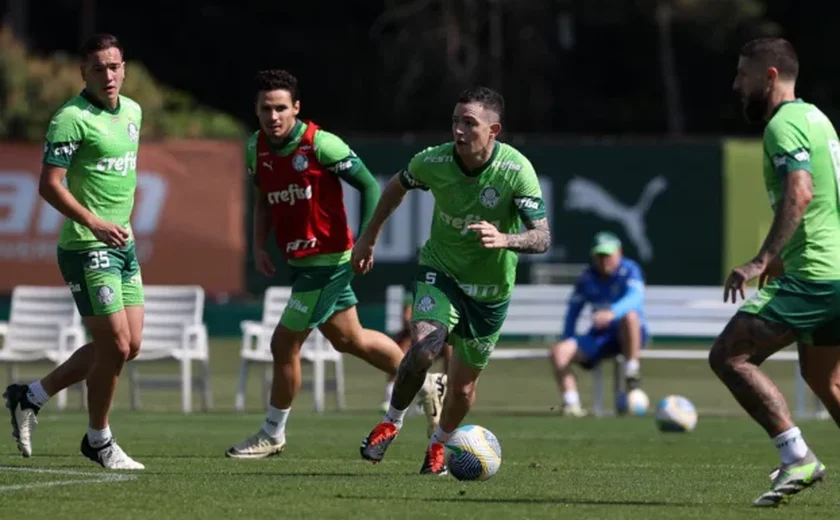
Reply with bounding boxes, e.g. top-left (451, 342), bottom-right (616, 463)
top-left (43, 90), bottom-right (142, 250)
top-left (763, 99), bottom-right (840, 279)
top-left (400, 142), bottom-right (546, 302)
